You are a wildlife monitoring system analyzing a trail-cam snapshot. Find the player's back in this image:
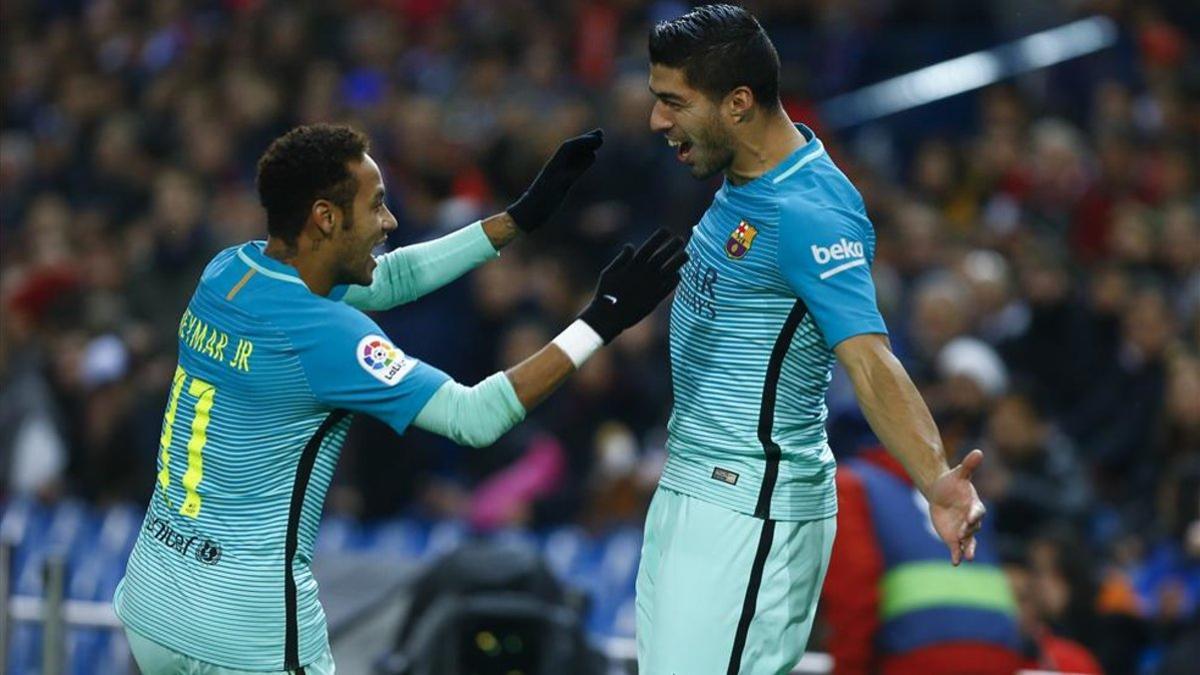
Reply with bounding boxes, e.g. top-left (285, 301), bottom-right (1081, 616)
top-left (115, 241), bottom-right (446, 670)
